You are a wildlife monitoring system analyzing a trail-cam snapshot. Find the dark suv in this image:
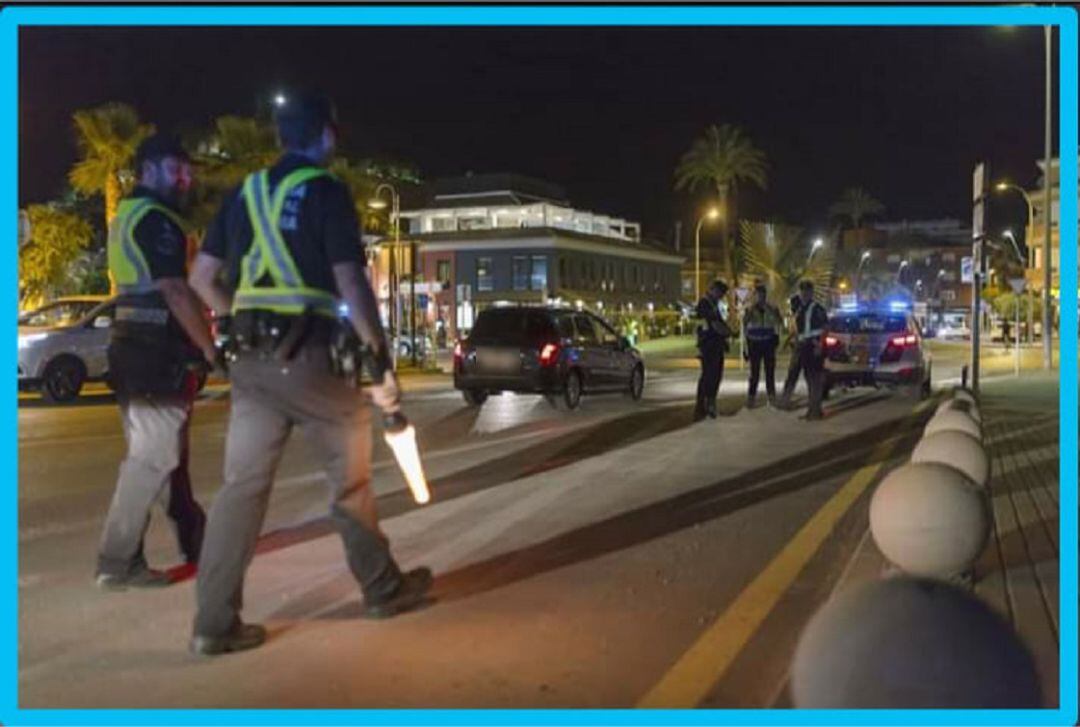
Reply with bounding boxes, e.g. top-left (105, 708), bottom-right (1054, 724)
top-left (454, 306), bottom-right (645, 409)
